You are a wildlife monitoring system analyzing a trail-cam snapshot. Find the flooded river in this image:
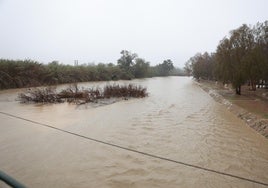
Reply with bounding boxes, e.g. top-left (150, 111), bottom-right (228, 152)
top-left (0, 77), bottom-right (268, 188)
